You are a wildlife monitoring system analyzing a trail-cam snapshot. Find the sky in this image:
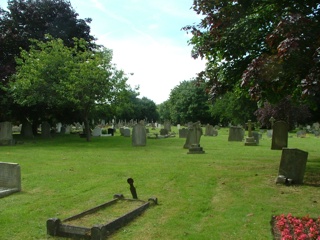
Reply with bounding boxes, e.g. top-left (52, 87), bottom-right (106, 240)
top-left (0, 0), bottom-right (206, 104)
